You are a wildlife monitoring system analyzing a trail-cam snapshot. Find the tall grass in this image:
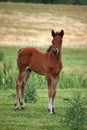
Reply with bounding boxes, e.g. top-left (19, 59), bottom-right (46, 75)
top-left (0, 62), bottom-right (17, 89)
top-left (0, 63), bottom-right (87, 90)
top-left (59, 70), bottom-right (87, 88)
